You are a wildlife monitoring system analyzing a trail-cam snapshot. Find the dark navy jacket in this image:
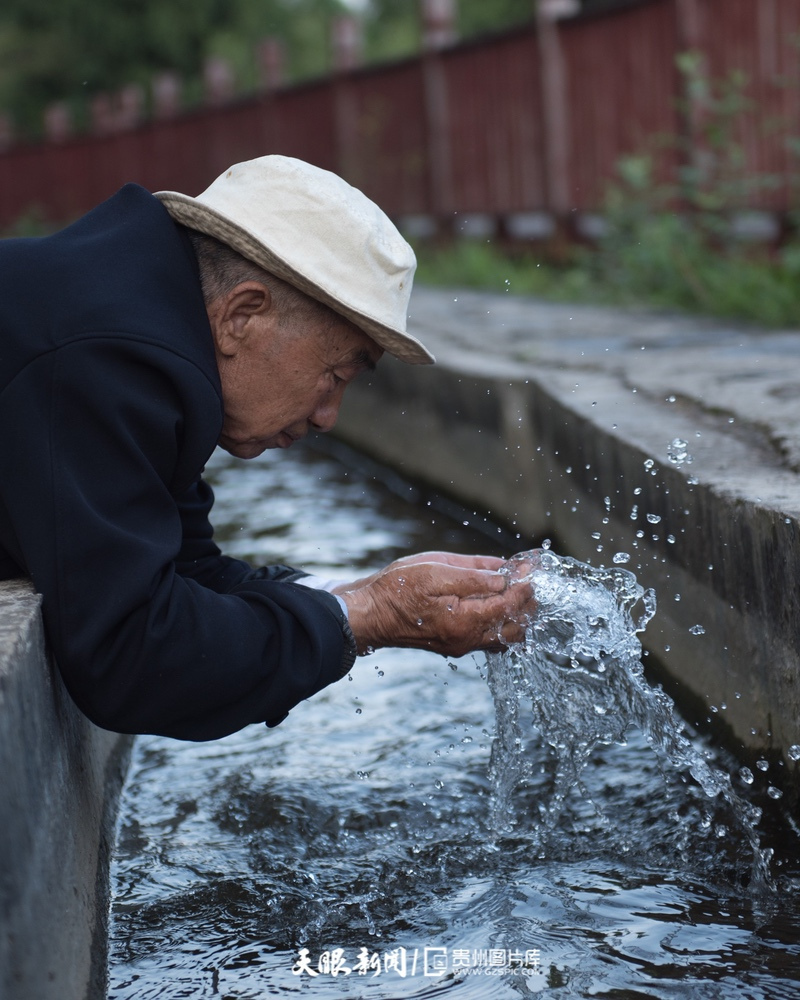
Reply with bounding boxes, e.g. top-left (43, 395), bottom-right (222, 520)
top-left (0, 184), bottom-right (351, 740)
